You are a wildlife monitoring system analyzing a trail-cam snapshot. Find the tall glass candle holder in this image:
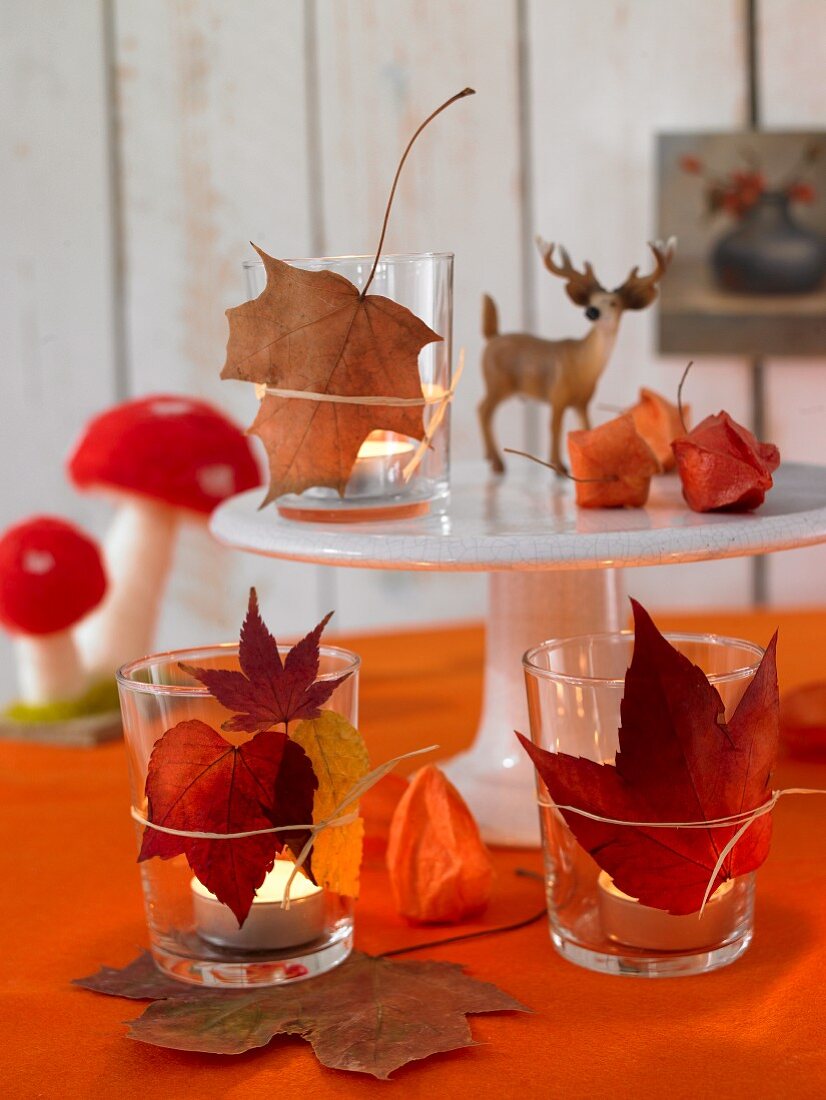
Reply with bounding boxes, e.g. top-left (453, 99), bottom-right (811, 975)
top-left (244, 252), bottom-right (453, 522)
top-left (523, 631), bottom-right (764, 978)
top-left (117, 642), bottom-right (360, 988)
